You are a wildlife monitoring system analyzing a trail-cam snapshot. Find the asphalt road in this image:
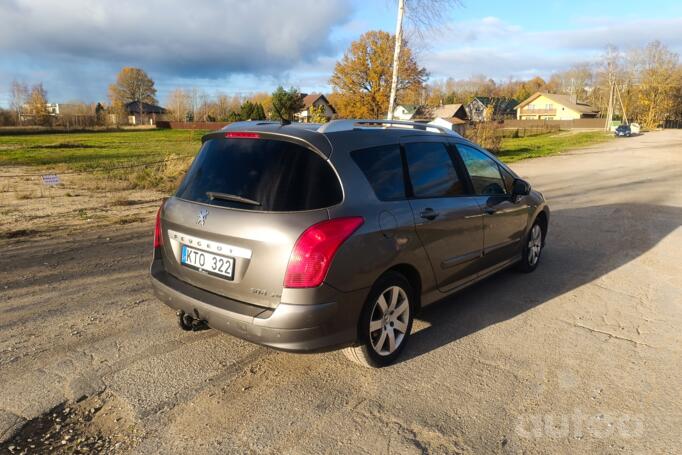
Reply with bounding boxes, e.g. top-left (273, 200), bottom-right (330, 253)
top-left (1, 131), bottom-right (681, 454)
